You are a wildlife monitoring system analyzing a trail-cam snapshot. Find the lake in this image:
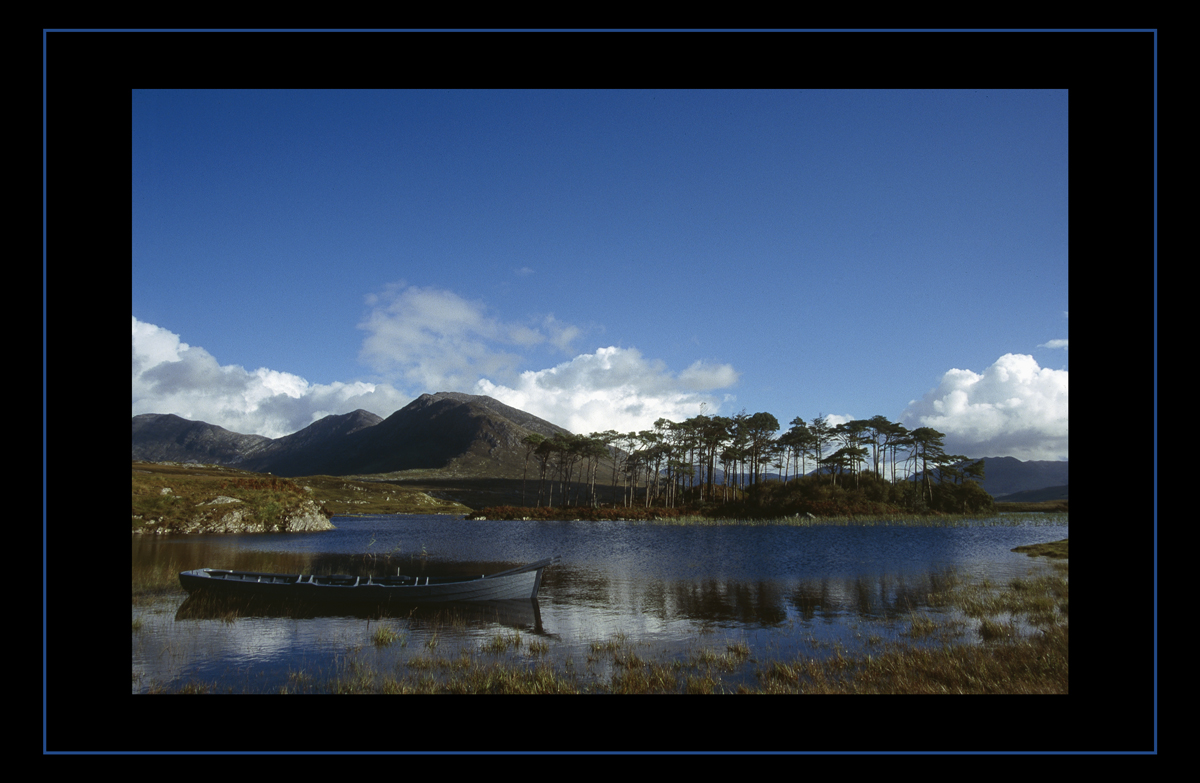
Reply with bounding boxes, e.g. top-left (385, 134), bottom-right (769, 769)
top-left (132, 514), bottom-right (1067, 694)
